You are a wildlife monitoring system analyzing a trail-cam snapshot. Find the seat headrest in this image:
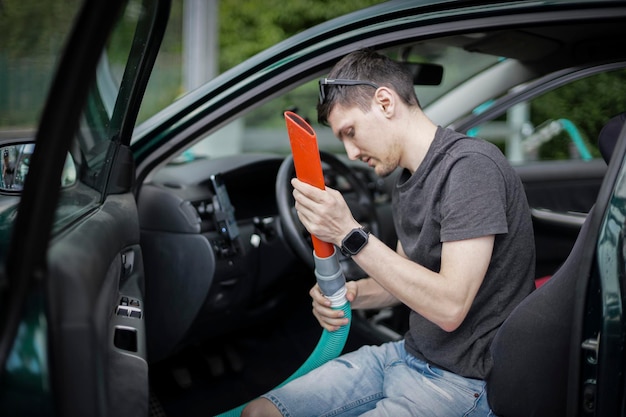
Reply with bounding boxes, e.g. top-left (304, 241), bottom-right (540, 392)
top-left (599, 112), bottom-right (626, 163)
